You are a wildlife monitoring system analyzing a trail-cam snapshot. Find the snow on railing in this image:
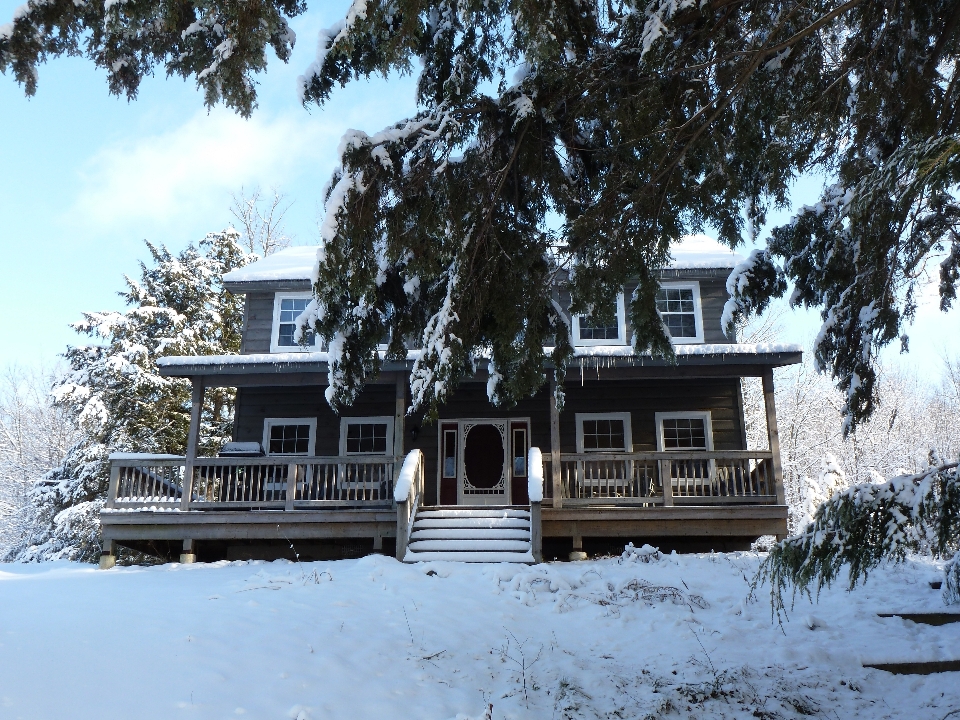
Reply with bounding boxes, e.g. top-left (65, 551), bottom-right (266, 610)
top-left (394, 450), bottom-right (424, 561)
top-left (527, 447), bottom-right (544, 503)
